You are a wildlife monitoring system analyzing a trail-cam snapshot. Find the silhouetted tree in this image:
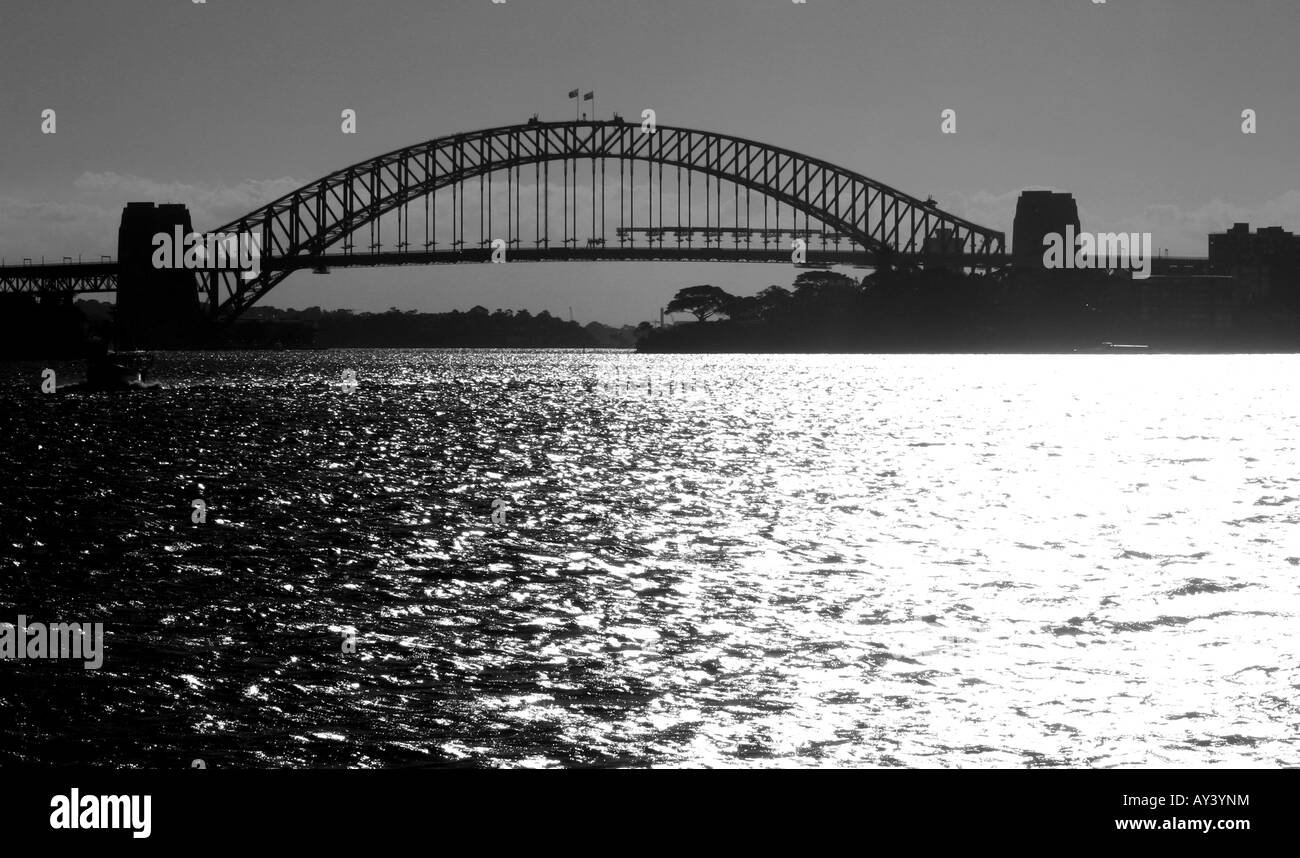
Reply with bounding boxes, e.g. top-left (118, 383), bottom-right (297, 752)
top-left (666, 284), bottom-right (735, 322)
top-left (792, 270), bottom-right (858, 299)
top-left (723, 293), bottom-right (762, 322)
top-left (756, 285), bottom-right (793, 319)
